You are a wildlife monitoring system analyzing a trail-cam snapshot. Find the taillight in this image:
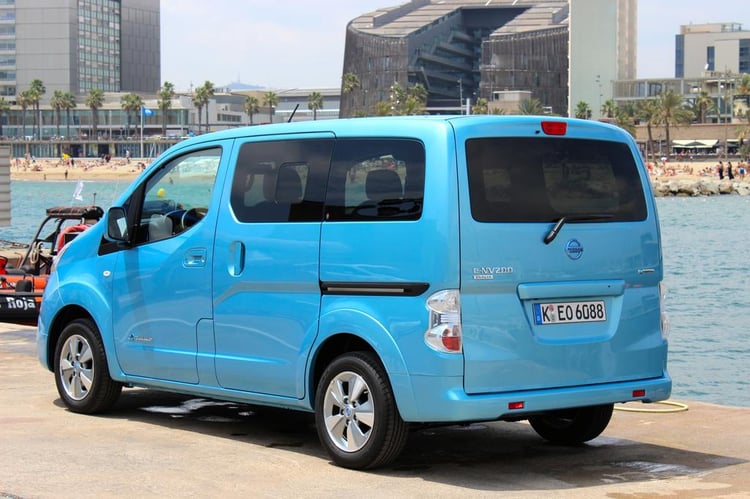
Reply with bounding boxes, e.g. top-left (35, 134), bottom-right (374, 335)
top-left (541, 121), bottom-right (567, 135)
top-left (659, 282), bottom-right (670, 340)
top-left (424, 289), bottom-right (462, 353)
